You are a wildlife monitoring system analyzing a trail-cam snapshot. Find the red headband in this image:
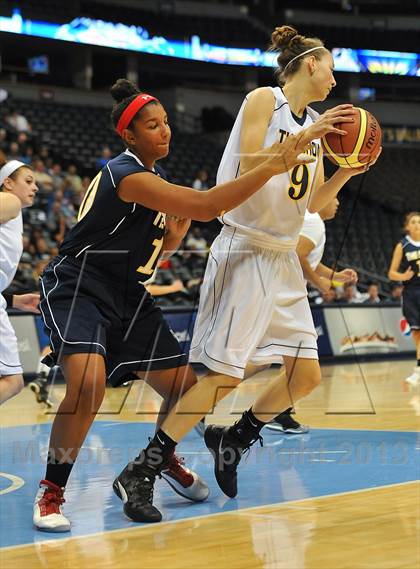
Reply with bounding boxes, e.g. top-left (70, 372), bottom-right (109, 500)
top-left (116, 94), bottom-right (158, 136)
